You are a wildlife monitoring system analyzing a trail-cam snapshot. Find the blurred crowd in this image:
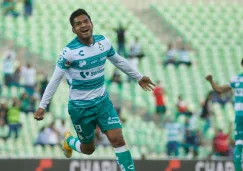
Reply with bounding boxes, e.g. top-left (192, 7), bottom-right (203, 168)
top-left (152, 78), bottom-right (234, 158)
top-left (163, 38), bottom-right (193, 67)
top-left (2, 0), bottom-right (33, 18)
top-left (0, 45), bottom-right (50, 141)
